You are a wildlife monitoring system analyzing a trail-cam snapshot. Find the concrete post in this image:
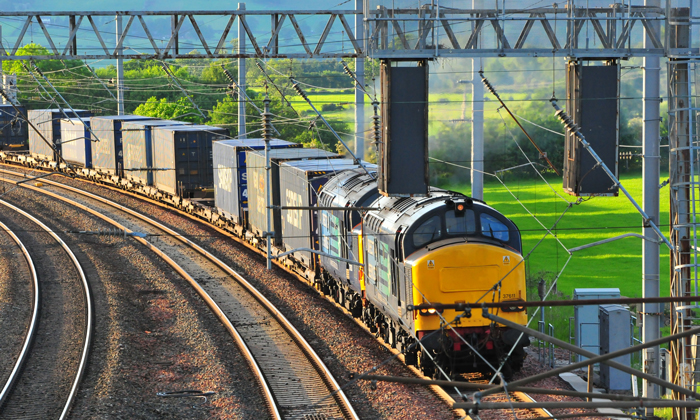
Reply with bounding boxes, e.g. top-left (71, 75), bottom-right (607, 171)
top-left (237, 3), bottom-right (247, 139)
top-left (471, 0), bottom-right (484, 200)
top-left (641, 0), bottom-right (661, 408)
top-left (116, 15), bottom-right (124, 115)
top-left (354, 0), bottom-right (365, 160)
top-left (471, 55), bottom-right (484, 200)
